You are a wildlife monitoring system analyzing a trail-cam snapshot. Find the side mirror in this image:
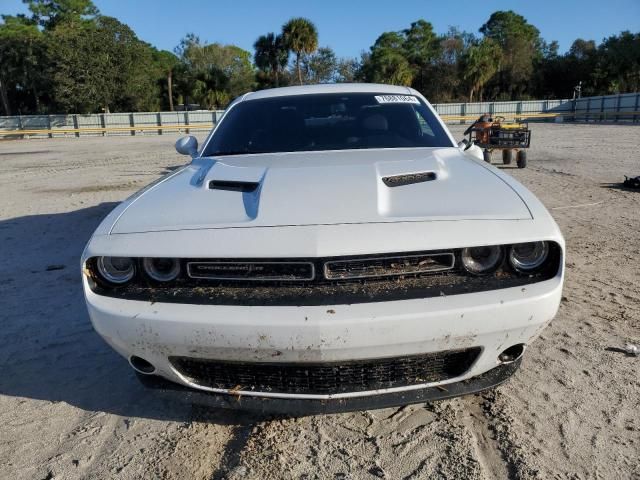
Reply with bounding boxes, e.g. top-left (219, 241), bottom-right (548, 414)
top-left (458, 138), bottom-right (474, 151)
top-left (175, 136), bottom-right (198, 157)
